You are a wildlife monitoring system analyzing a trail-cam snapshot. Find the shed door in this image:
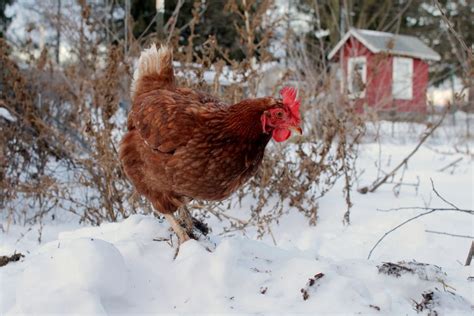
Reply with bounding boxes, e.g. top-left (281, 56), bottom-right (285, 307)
top-left (392, 57), bottom-right (413, 100)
